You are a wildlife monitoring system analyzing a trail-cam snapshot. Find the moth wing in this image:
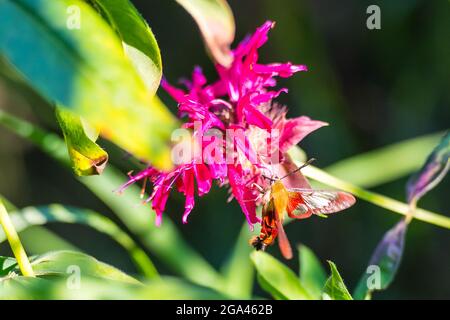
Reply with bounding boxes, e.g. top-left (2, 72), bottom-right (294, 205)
top-left (286, 191), bottom-right (313, 219)
top-left (287, 189), bottom-right (355, 218)
top-left (276, 220), bottom-right (293, 259)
